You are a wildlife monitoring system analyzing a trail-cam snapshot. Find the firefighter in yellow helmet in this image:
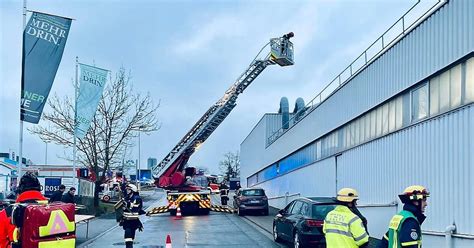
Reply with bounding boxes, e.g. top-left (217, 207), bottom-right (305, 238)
top-left (378, 185), bottom-right (430, 248)
top-left (323, 188), bottom-right (369, 248)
